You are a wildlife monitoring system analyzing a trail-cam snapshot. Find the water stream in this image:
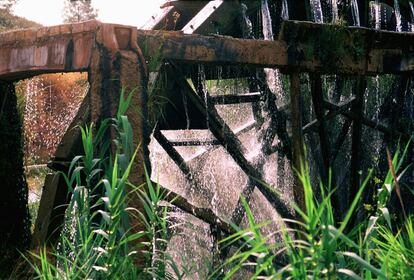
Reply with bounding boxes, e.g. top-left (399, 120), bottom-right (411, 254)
top-left (351, 0), bottom-right (360, 26)
top-left (310, 0), bottom-right (324, 23)
top-left (331, 0), bottom-right (338, 23)
top-left (394, 0), bottom-right (402, 32)
top-left (410, 2), bottom-right (414, 31)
